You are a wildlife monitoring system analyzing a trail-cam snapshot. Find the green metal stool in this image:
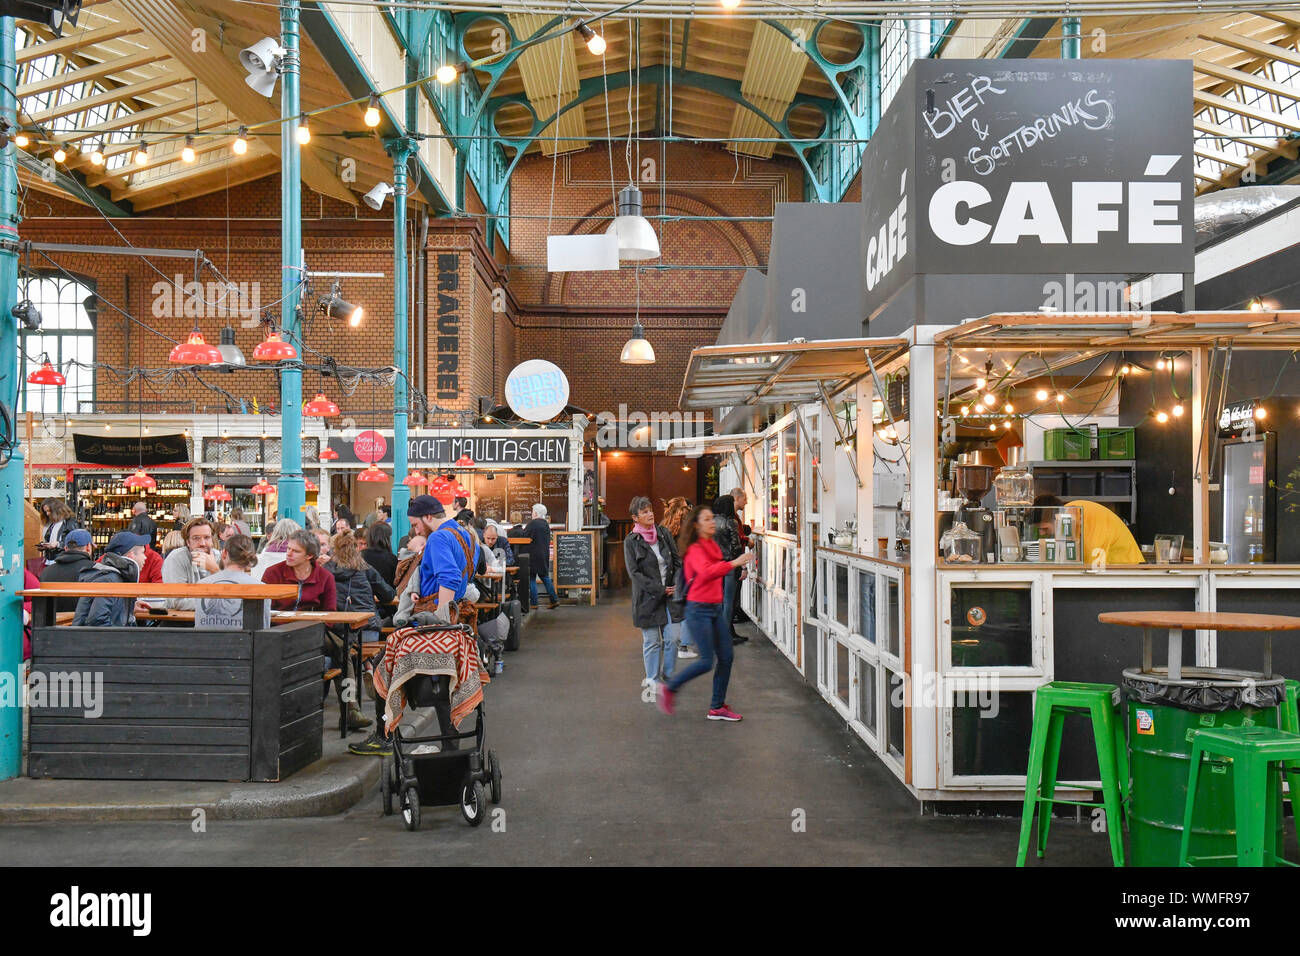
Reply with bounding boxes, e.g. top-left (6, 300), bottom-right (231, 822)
top-left (1278, 680), bottom-right (1300, 813)
top-left (1017, 681), bottom-right (1129, 867)
top-left (1179, 726), bottom-right (1300, 867)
